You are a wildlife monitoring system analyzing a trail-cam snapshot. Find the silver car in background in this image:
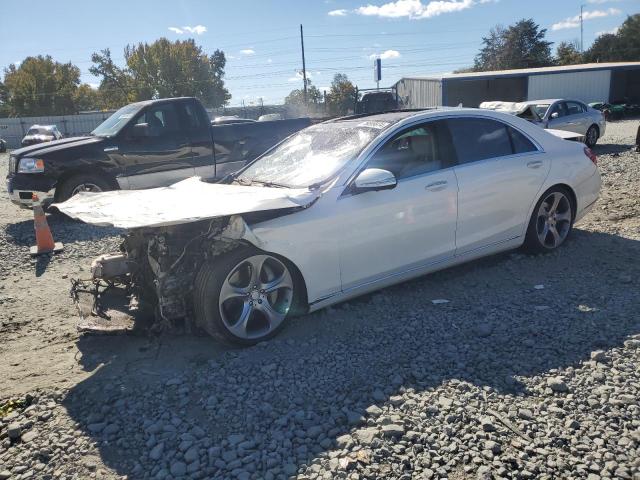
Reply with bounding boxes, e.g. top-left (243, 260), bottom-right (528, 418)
top-left (480, 99), bottom-right (606, 148)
